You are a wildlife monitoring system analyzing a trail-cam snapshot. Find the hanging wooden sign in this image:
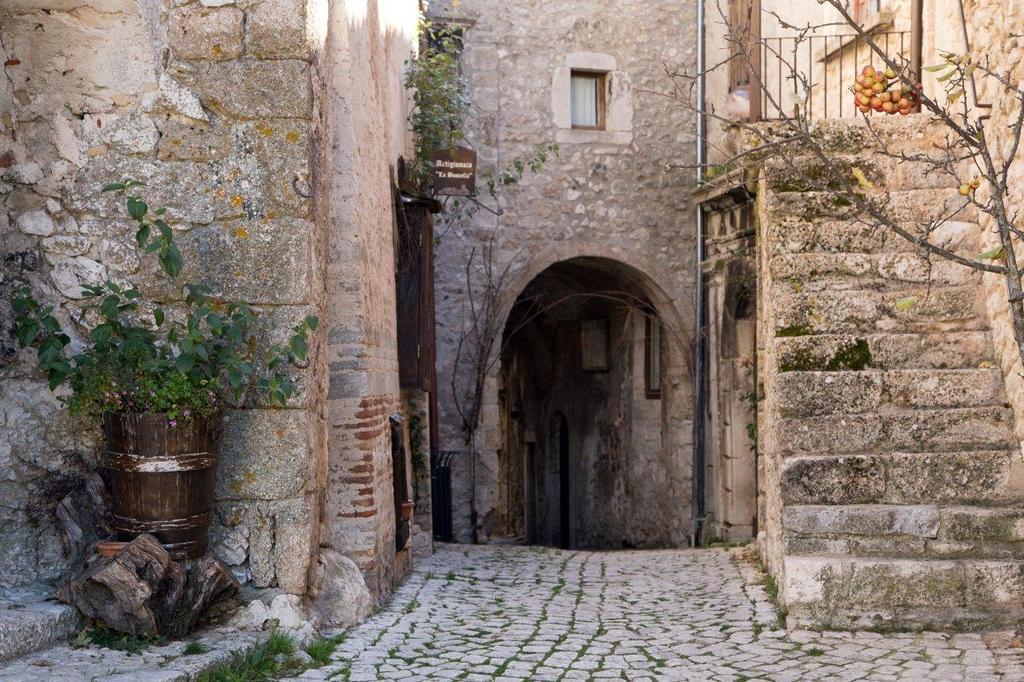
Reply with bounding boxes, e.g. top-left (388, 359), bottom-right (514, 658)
top-left (430, 146), bottom-right (477, 196)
